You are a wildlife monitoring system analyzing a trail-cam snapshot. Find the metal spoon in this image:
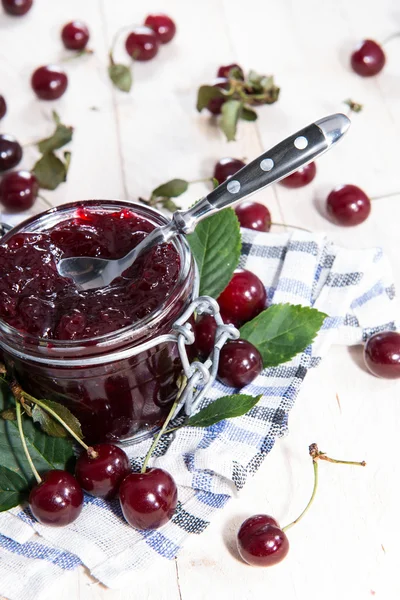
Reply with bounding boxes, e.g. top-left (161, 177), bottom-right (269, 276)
top-left (57, 113), bottom-right (350, 291)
